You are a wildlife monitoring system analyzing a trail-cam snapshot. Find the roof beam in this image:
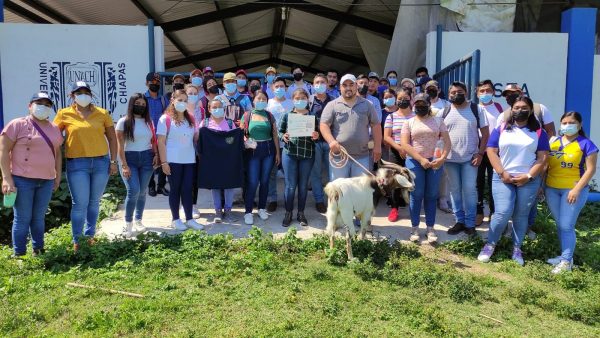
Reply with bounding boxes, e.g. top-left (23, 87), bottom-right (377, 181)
top-left (284, 37), bottom-right (367, 67)
top-left (20, 0), bottom-right (73, 24)
top-left (214, 1), bottom-right (239, 68)
top-left (4, 0), bottom-right (51, 23)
